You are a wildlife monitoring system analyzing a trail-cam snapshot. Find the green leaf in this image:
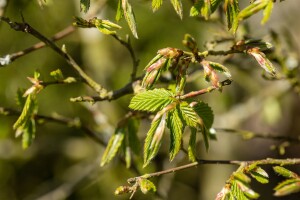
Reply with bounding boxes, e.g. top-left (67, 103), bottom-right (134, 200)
top-left (170, 0), bottom-right (183, 19)
top-left (190, 1), bottom-right (203, 17)
top-left (122, 0), bottom-right (138, 38)
top-left (152, 0), bottom-right (163, 12)
top-left (188, 127), bottom-right (197, 162)
top-left (199, 119), bottom-right (209, 151)
top-left (22, 118), bottom-right (36, 149)
top-left (129, 89), bottom-right (174, 112)
top-left (224, 0), bottom-right (239, 33)
top-left (238, 0), bottom-right (268, 22)
top-left (167, 108), bottom-right (183, 161)
top-left (209, 61), bottom-right (232, 79)
top-left (192, 101), bottom-right (214, 129)
top-left (94, 19), bottom-right (122, 35)
top-left (210, 0), bottom-right (222, 13)
top-left (13, 94), bottom-right (36, 130)
top-left (261, 0), bottom-right (273, 24)
top-left (143, 115), bottom-right (166, 167)
top-left (116, 0), bottom-right (123, 21)
top-left (80, 0), bottom-right (90, 13)
top-left (139, 179), bottom-right (157, 194)
top-left (127, 118), bottom-right (140, 155)
top-left (50, 69), bottom-right (64, 80)
top-left (124, 145), bottom-right (131, 168)
top-left (16, 88), bottom-right (26, 108)
top-left (179, 102), bottom-right (199, 128)
top-left (249, 167), bottom-right (269, 184)
top-left (234, 172), bottom-right (251, 184)
top-left (248, 48), bottom-right (276, 76)
top-left (201, 0), bottom-right (211, 20)
top-left (274, 179), bottom-right (300, 197)
top-left (101, 128), bottom-right (125, 166)
top-left (231, 181), bottom-right (249, 200)
top-left (273, 166), bottom-right (299, 179)
top-left (234, 179), bottom-right (260, 199)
